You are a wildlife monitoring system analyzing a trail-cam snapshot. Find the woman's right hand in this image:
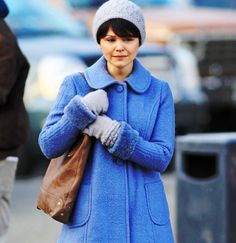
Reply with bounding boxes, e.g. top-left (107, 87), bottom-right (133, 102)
top-left (81, 89), bottom-right (109, 115)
